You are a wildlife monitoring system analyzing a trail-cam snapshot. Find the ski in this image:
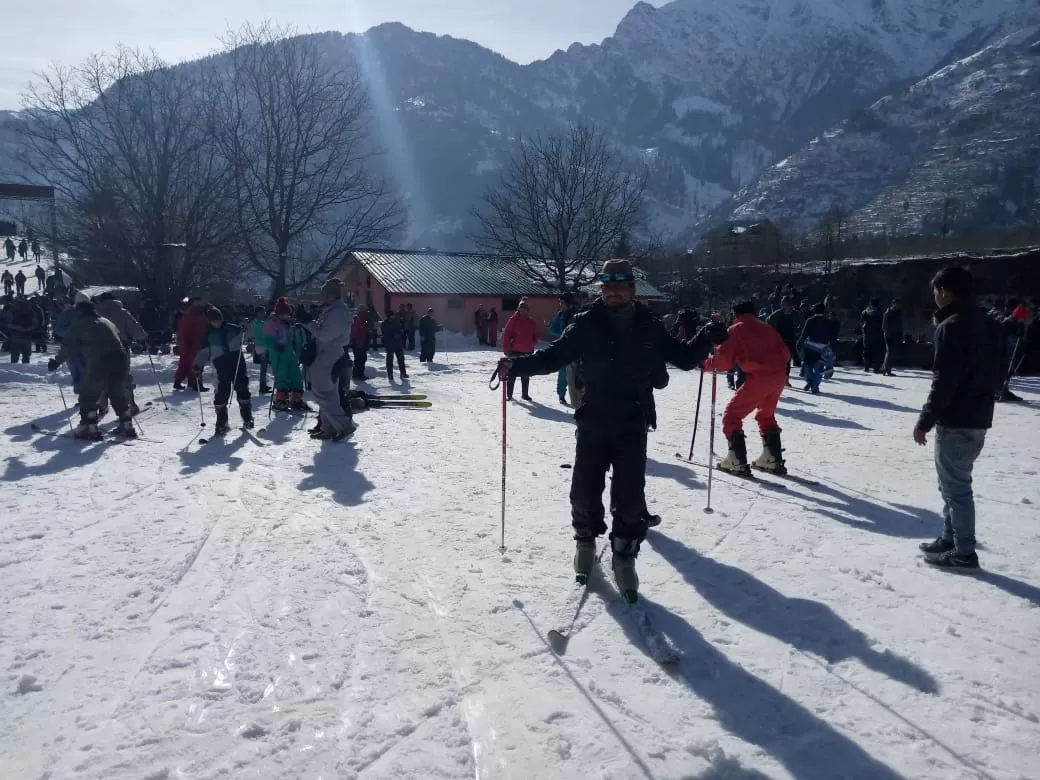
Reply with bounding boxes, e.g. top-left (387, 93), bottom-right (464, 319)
top-left (358, 392), bottom-right (428, 401)
top-left (547, 543), bottom-right (608, 650)
top-left (624, 598), bottom-right (679, 665)
top-left (673, 453), bottom-right (789, 491)
top-left (365, 399), bottom-right (432, 409)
